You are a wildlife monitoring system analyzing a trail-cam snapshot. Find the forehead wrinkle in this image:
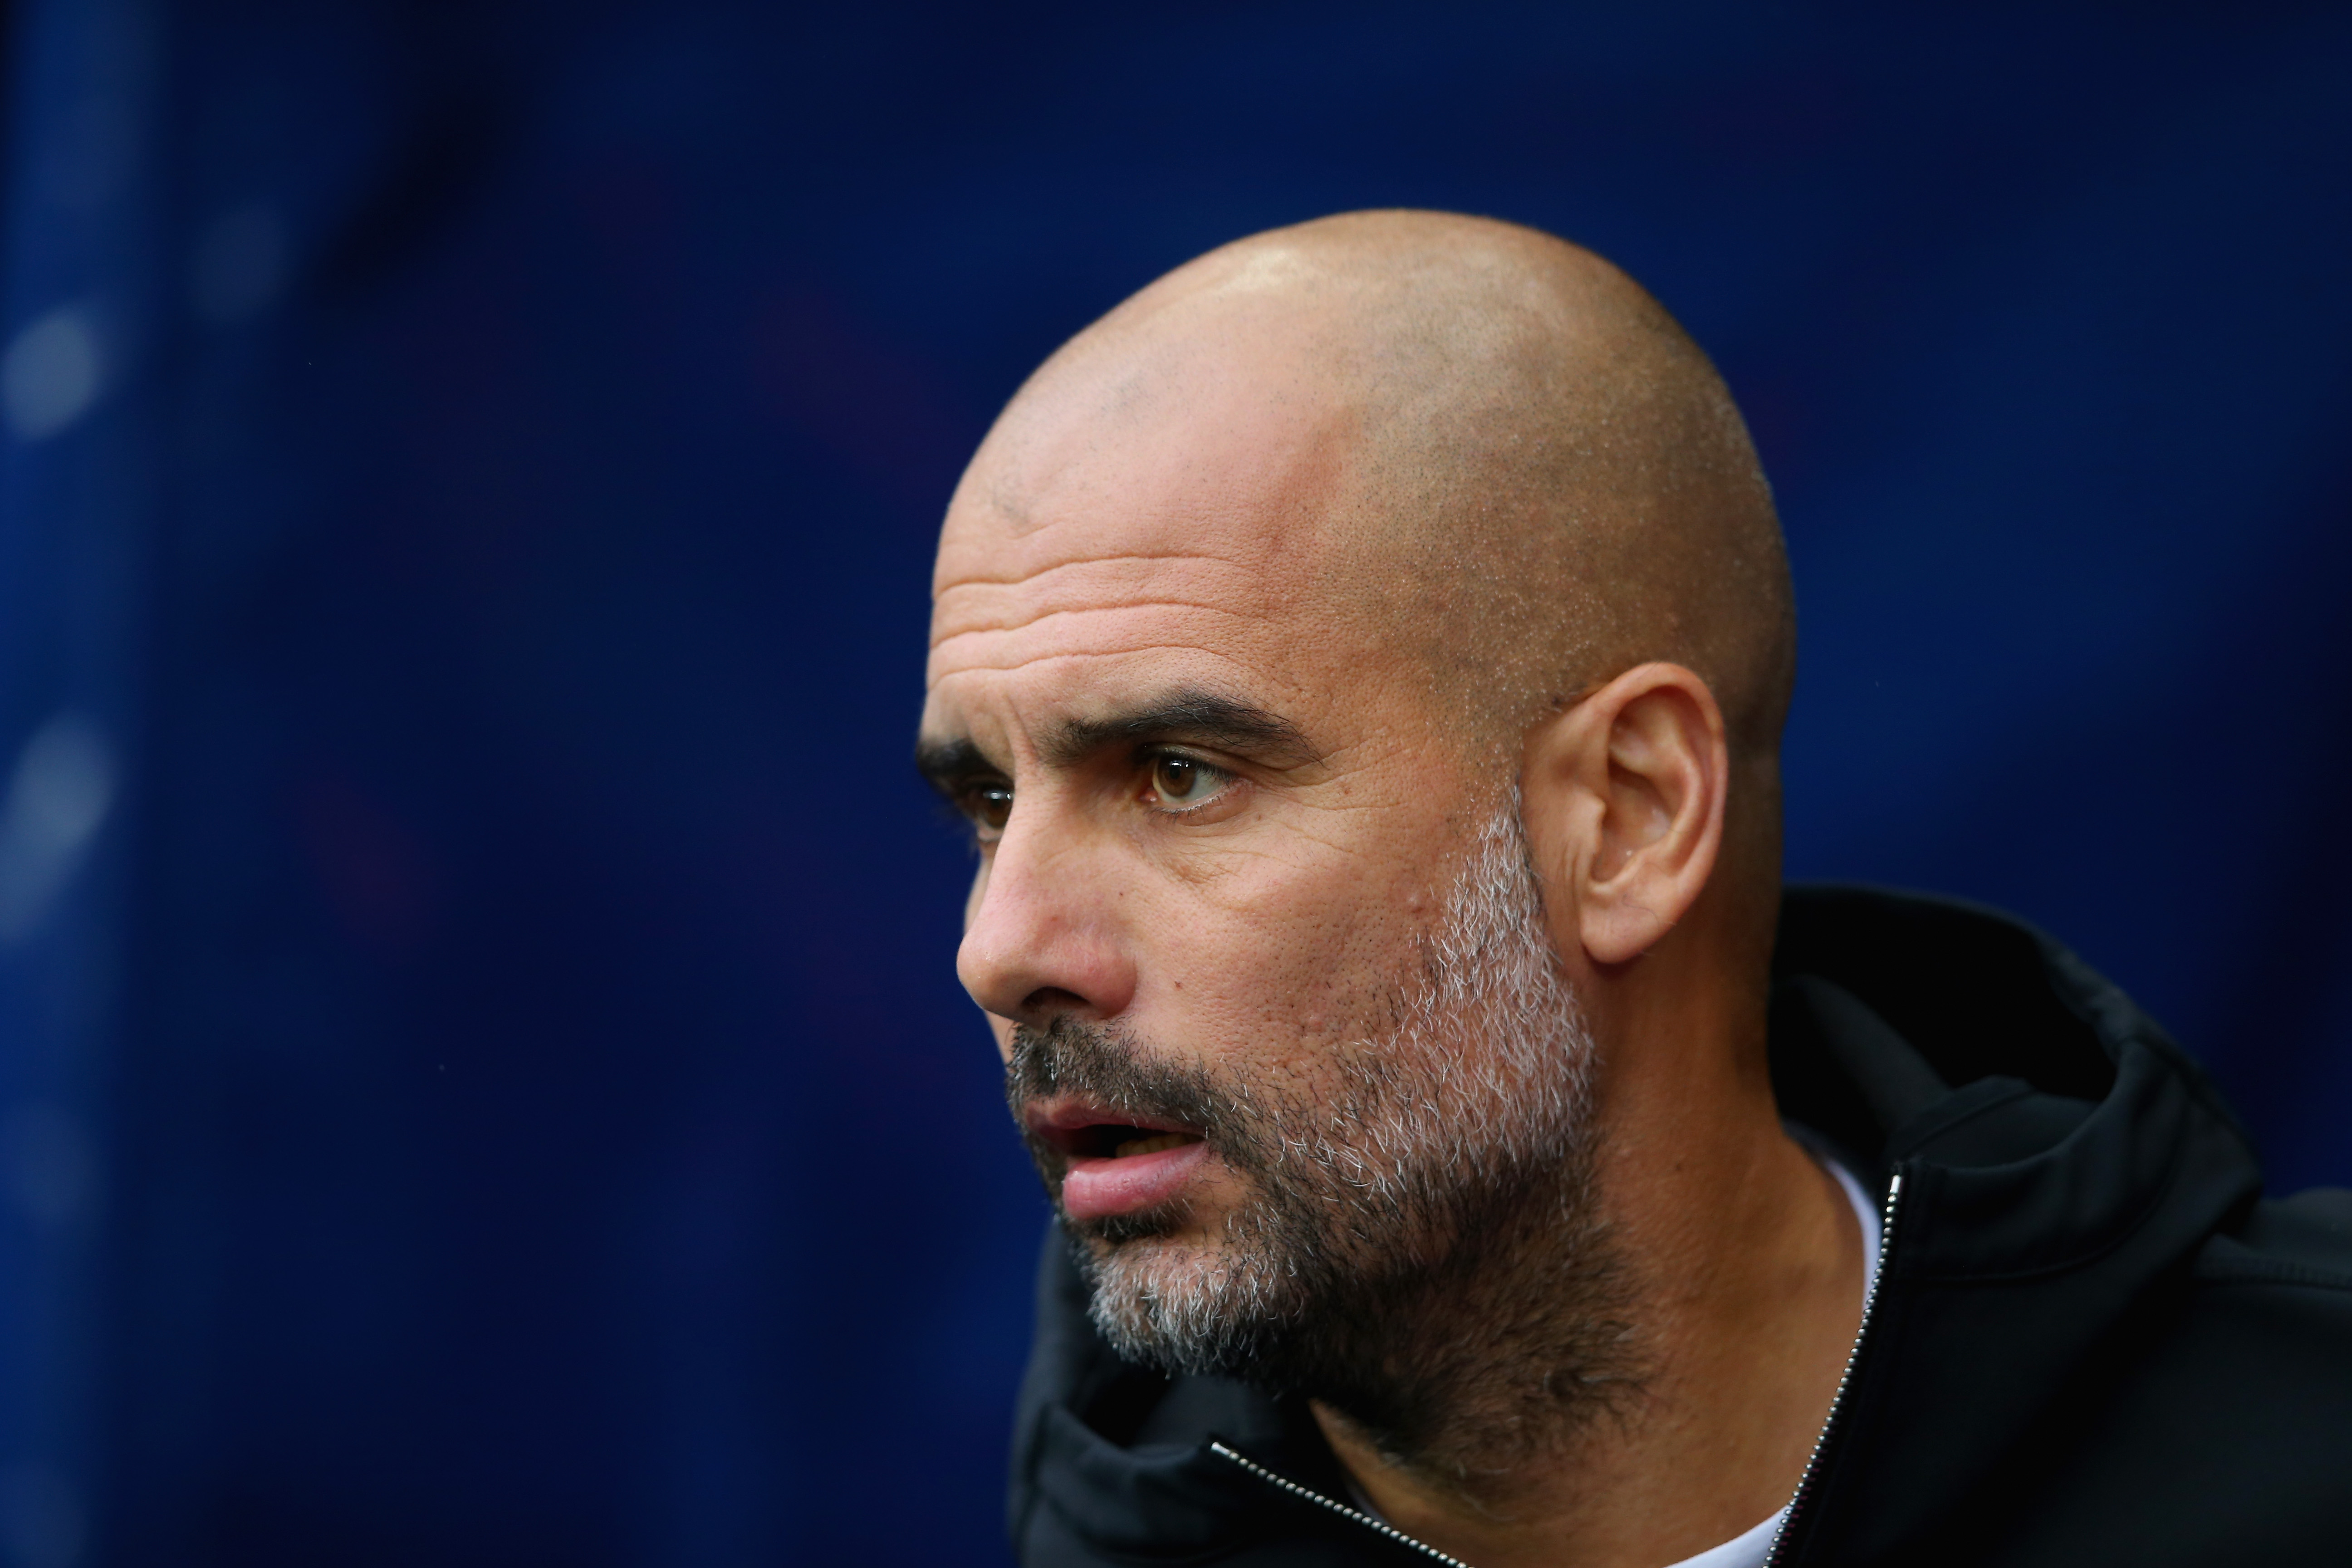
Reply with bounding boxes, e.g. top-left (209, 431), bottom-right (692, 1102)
top-left (931, 548), bottom-right (1254, 595)
top-left (926, 611), bottom-right (1279, 691)
top-left (929, 604), bottom-right (1277, 671)
top-left (926, 642), bottom-right (1307, 705)
top-left (929, 548), bottom-right (1279, 635)
top-left (929, 543), bottom-right (1305, 694)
